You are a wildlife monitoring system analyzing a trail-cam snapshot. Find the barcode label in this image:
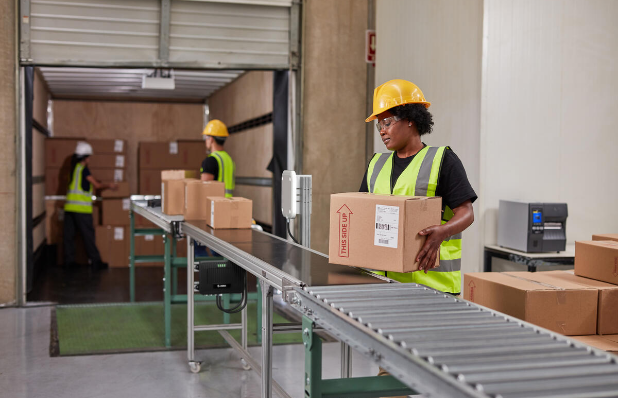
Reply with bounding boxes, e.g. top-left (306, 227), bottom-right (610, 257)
top-left (114, 169), bottom-right (123, 182)
top-left (114, 140), bottom-right (124, 152)
top-left (374, 204), bottom-right (399, 248)
top-left (145, 235), bottom-right (154, 241)
top-left (114, 227), bottom-right (124, 241)
top-left (122, 199), bottom-right (130, 210)
top-left (169, 142), bottom-right (178, 154)
top-left (115, 155), bottom-right (125, 168)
